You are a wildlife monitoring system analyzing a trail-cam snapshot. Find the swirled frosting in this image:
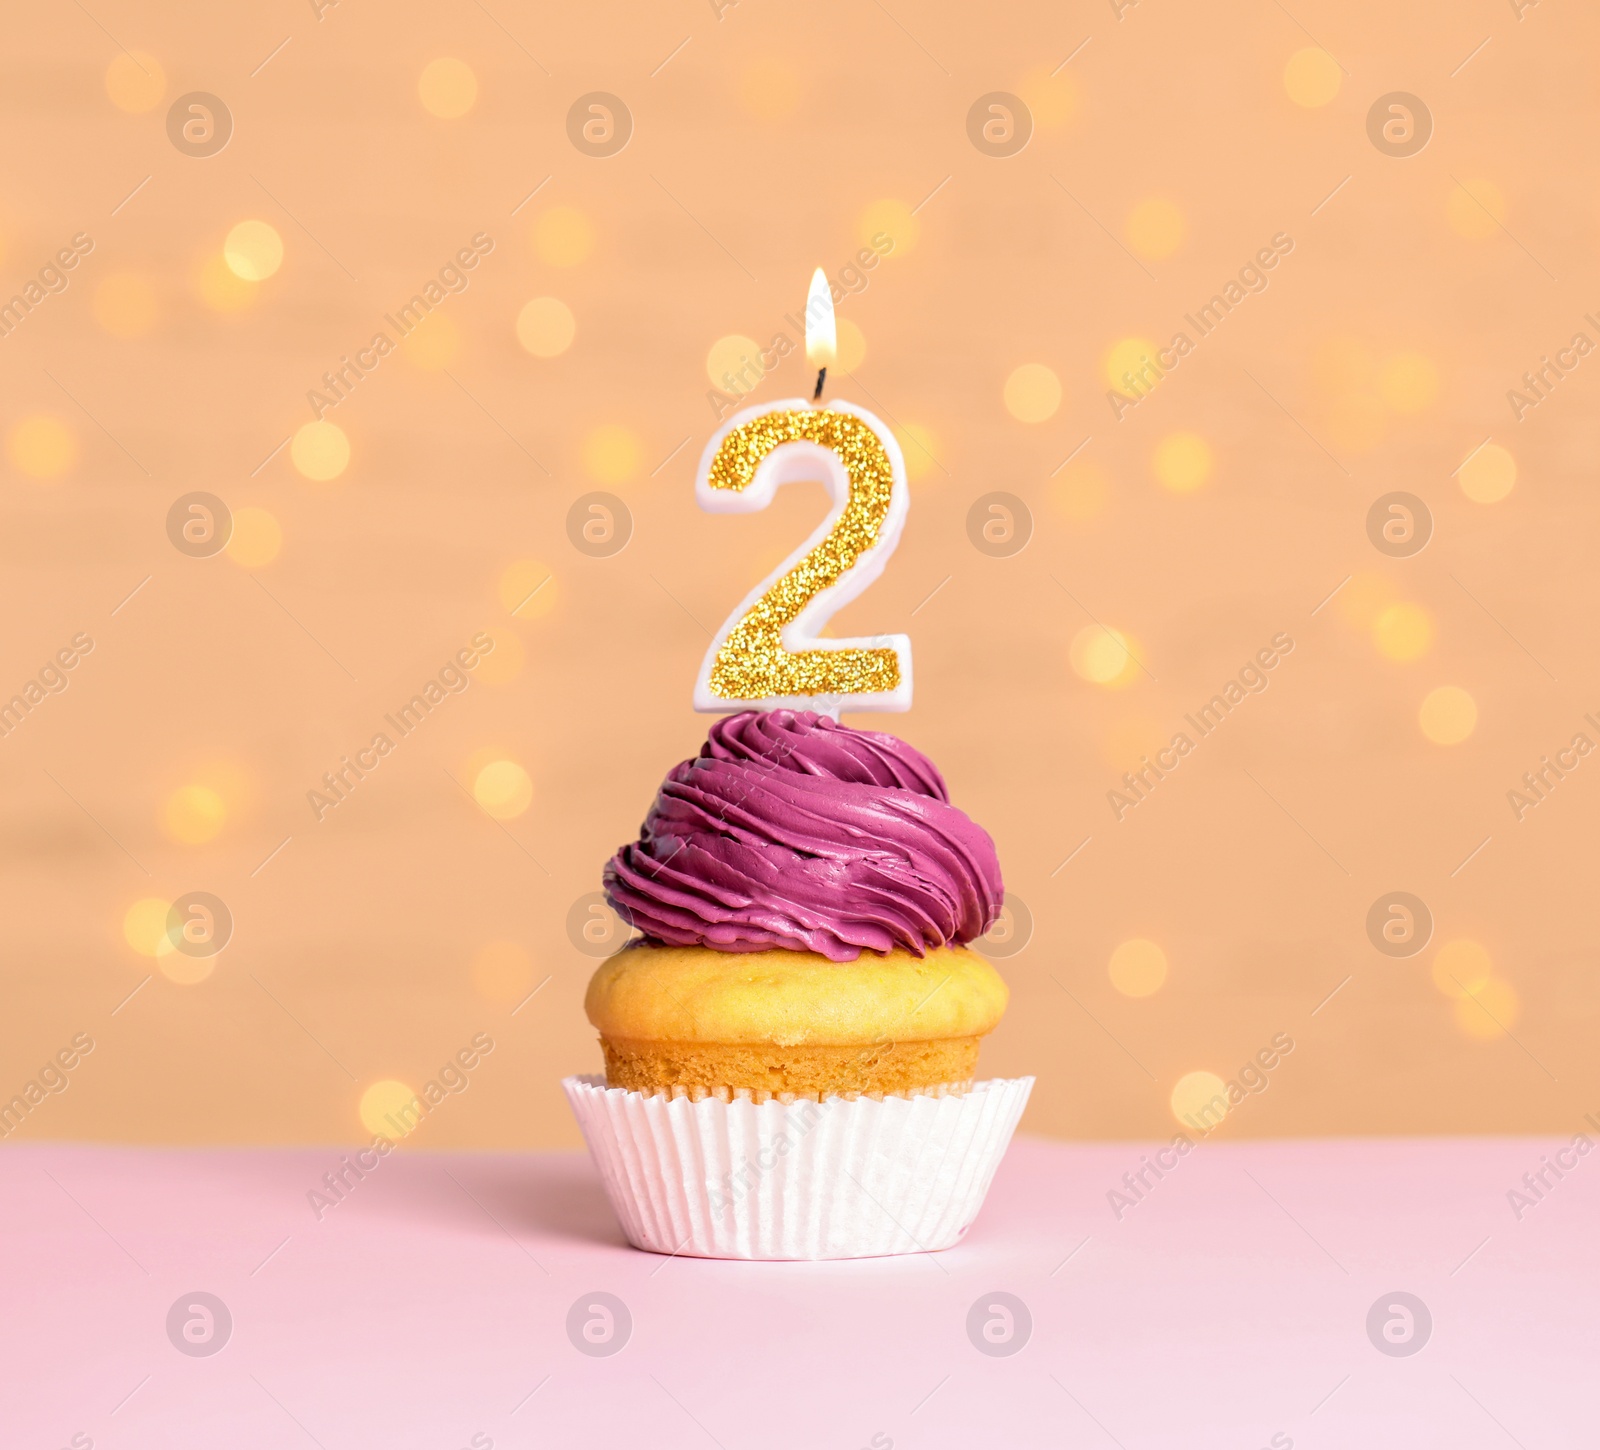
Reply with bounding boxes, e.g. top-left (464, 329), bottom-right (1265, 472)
top-left (603, 710), bottom-right (1003, 962)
